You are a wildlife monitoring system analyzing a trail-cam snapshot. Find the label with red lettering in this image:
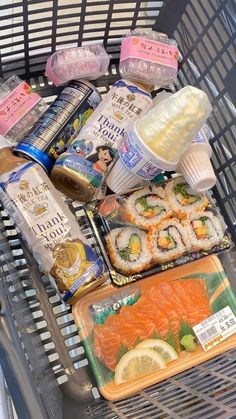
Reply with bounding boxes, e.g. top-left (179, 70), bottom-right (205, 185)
top-left (0, 82), bottom-right (41, 135)
top-left (120, 36), bottom-right (179, 69)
